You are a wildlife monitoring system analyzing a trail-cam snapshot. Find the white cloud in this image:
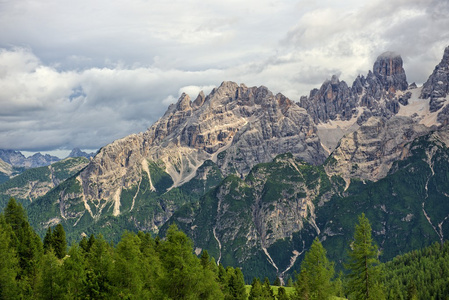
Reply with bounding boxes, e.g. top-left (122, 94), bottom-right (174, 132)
top-left (0, 0), bottom-right (447, 154)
